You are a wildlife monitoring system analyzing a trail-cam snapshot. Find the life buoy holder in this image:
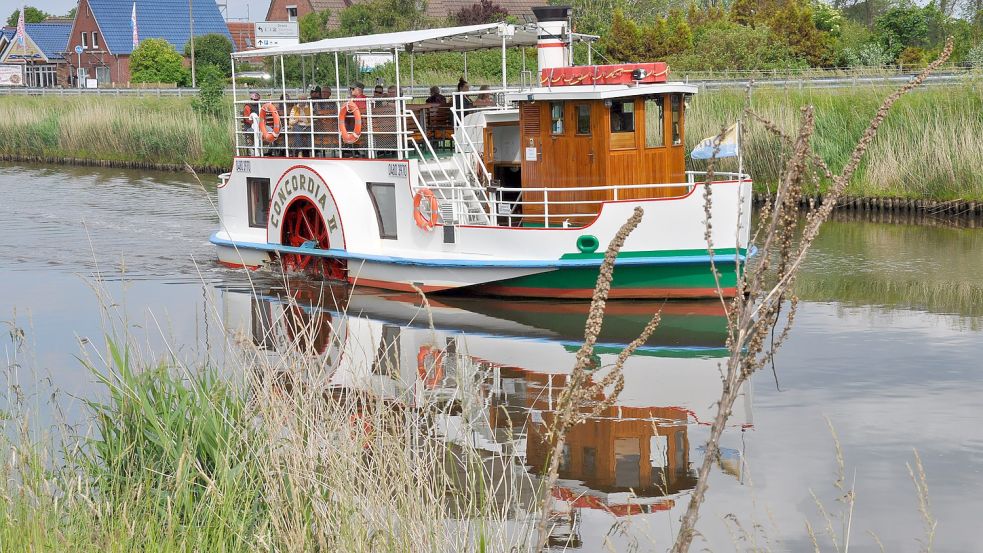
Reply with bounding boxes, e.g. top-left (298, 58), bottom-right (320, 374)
top-left (338, 101), bottom-right (362, 144)
top-left (413, 188), bottom-right (439, 230)
top-left (417, 346), bottom-right (444, 389)
top-left (258, 102), bottom-right (281, 144)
